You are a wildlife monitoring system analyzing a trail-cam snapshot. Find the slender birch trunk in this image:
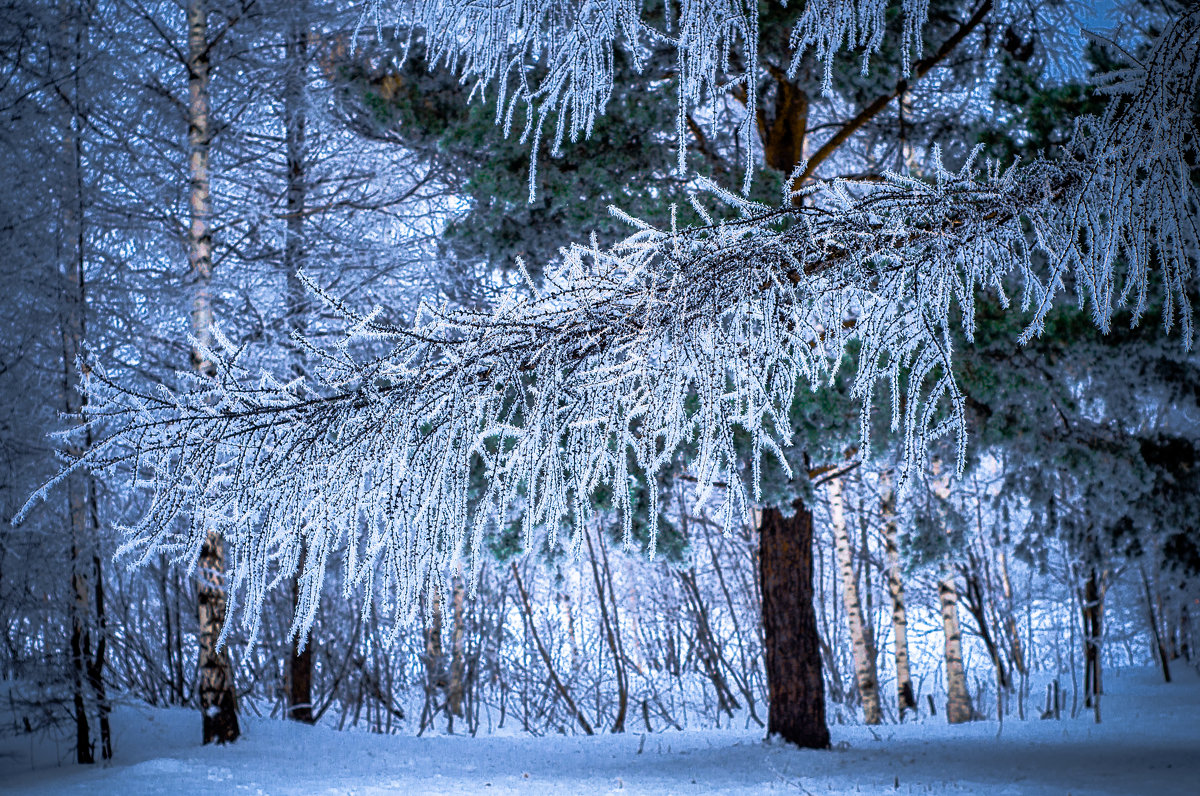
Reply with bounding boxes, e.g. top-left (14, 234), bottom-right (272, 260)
top-left (879, 472), bottom-right (916, 719)
top-left (59, 53), bottom-right (95, 771)
top-left (828, 478), bottom-right (881, 724)
top-left (938, 576), bottom-right (973, 724)
top-left (930, 467), bottom-right (972, 724)
top-left (188, 0), bottom-right (239, 744)
top-left (447, 575), bottom-right (467, 720)
top-left (423, 581), bottom-right (446, 726)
